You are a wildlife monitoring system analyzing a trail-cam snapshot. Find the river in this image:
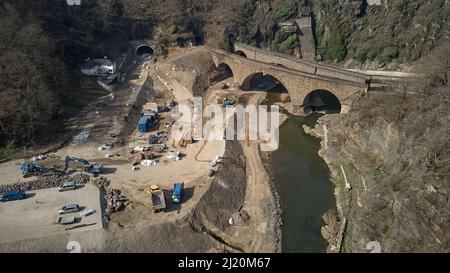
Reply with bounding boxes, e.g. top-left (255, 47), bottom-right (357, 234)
top-left (270, 112), bottom-right (337, 253)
